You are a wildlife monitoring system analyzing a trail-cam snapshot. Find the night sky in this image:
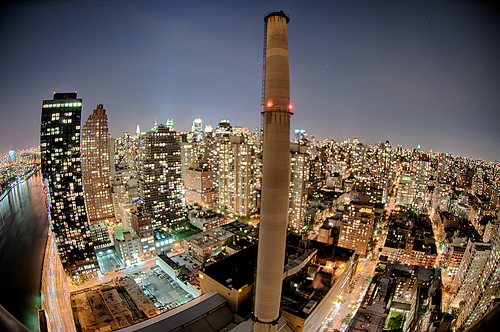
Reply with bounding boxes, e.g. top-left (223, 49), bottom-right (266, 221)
top-left (1, 0), bottom-right (499, 161)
